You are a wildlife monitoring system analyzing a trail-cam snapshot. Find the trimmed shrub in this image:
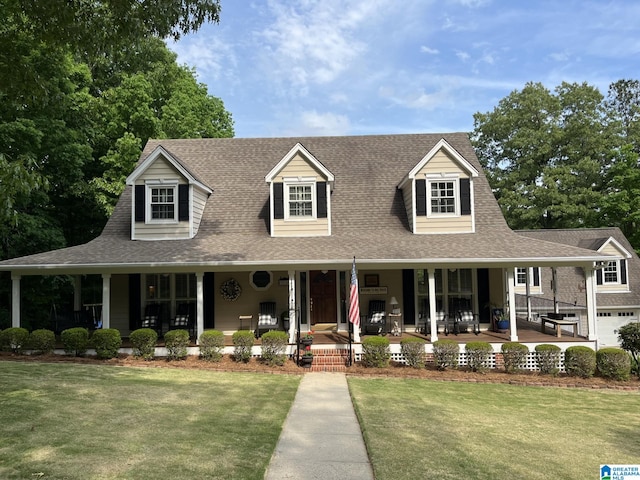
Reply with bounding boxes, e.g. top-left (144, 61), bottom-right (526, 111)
top-left (260, 330), bottom-right (289, 366)
top-left (564, 346), bottom-right (596, 378)
top-left (232, 330), bottom-right (255, 363)
top-left (617, 322), bottom-right (640, 378)
top-left (130, 328), bottom-right (158, 360)
top-left (432, 339), bottom-right (459, 370)
top-left (596, 347), bottom-right (631, 381)
top-left (362, 336), bottom-right (391, 368)
top-left (501, 342), bottom-right (529, 373)
top-left (199, 330), bottom-right (225, 362)
top-left (164, 329), bottom-right (190, 360)
top-left (0, 327), bottom-right (30, 354)
top-left (535, 344), bottom-right (561, 375)
top-left (465, 341), bottom-right (493, 372)
top-left (400, 337), bottom-right (426, 368)
top-left (91, 329), bottom-right (122, 359)
top-left (29, 329), bottom-right (56, 355)
top-left (61, 327), bottom-right (89, 356)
